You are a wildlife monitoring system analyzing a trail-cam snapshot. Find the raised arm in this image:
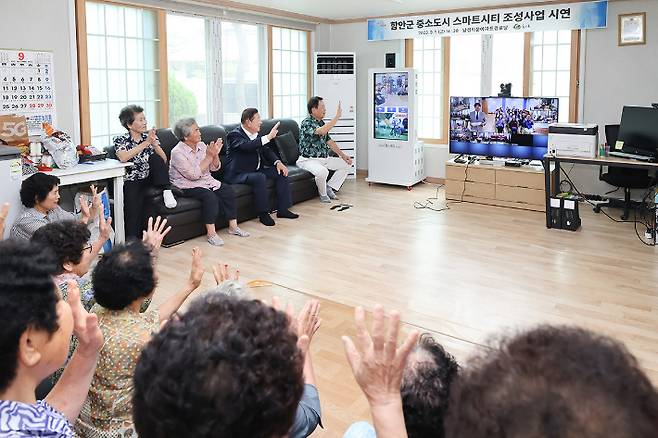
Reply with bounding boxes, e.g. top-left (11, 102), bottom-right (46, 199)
top-left (226, 130), bottom-right (265, 154)
top-left (45, 282), bottom-right (103, 423)
top-left (170, 143), bottom-right (217, 181)
top-left (157, 247), bottom-right (204, 321)
top-left (342, 305), bottom-right (418, 438)
top-left (315, 102), bottom-right (342, 136)
top-left (114, 133), bottom-right (151, 163)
